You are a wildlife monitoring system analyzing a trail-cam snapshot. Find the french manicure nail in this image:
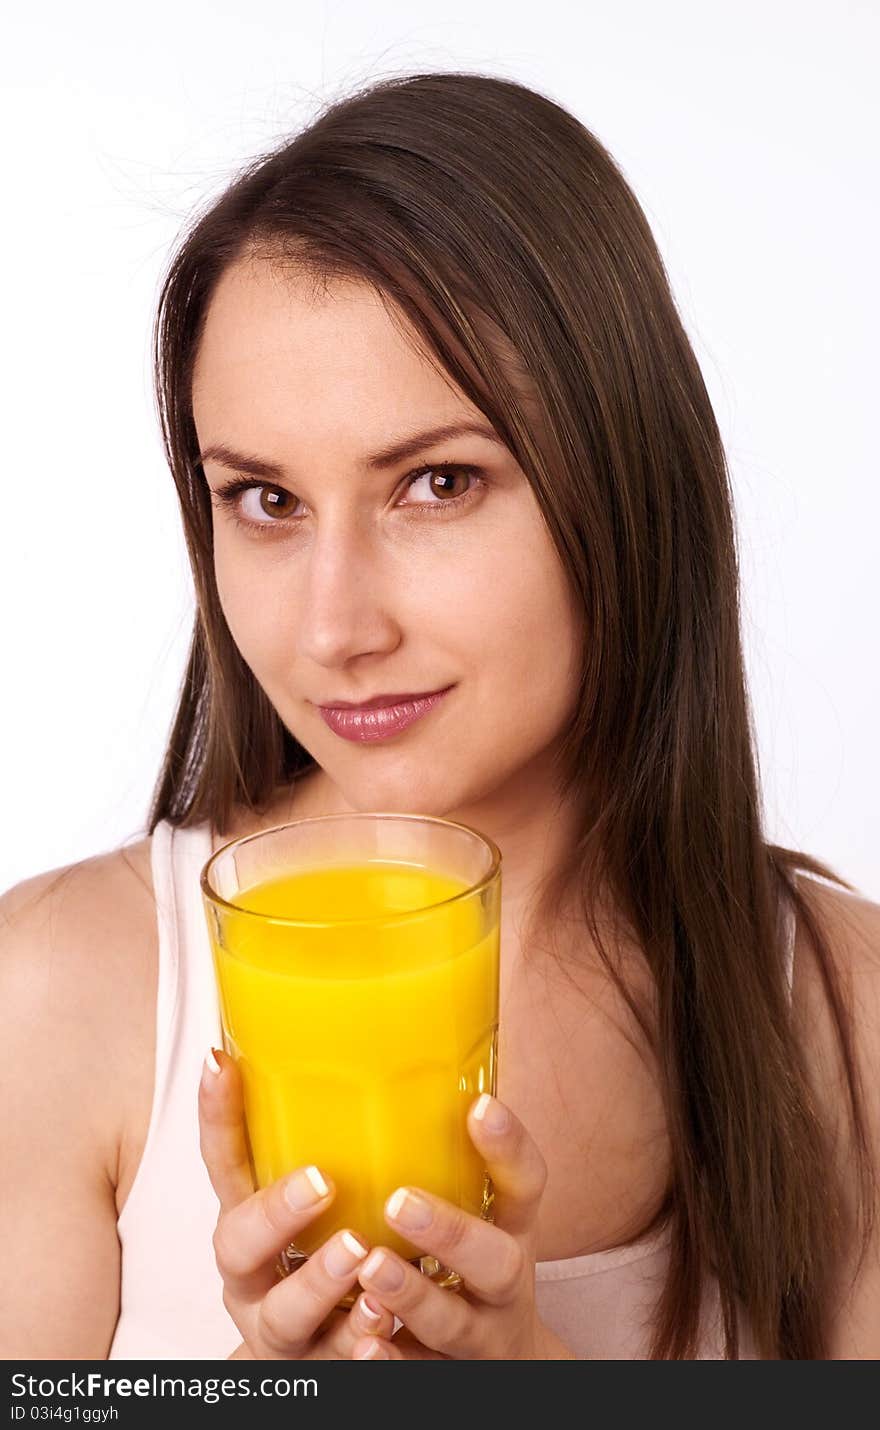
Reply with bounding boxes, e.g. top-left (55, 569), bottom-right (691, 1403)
top-left (354, 1339), bottom-right (389, 1360)
top-left (324, 1230), bottom-right (369, 1278)
top-left (361, 1250), bottom-right (405, 1292)
top-left (284, 1165), bottom-right (330, 1210)
top-left (473, 1093), bottom-right (510, 1132)
top-left (358, 1295), bottom-right (382, 1322)
top-left (385, 1187), bottom-right (432, 1231)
